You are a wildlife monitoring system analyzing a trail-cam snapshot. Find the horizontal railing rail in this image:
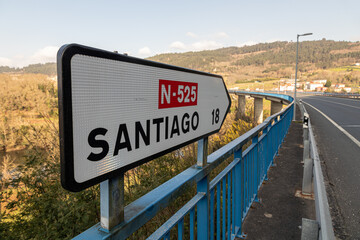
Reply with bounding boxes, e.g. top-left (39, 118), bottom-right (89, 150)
top-left (75, 92), bottom-right (294, 240)
top-left (231, 89), bottom-right (360, 99)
